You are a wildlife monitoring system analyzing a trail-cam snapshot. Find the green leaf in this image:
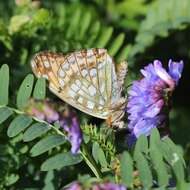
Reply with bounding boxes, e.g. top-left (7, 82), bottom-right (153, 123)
top-left (66, 8), bottom-right (81, 39)
top-left (120, 151), bottom-right (133, 187)
top-left (7, 115), bottom-right (33, 137)
top-left (17, 74), bottom-right (34, 109)
top-left (0, 107), bottom-right (13, 124)
top-left (134, 152), bottom-right (152, 188)
top-left (92, 142), bottom-right (107, 169)
top-left (79, 11), bottom-right (91, 39)
top-left (150, 128), bottom-right (161, 147)
top-left (150, 146), bottom-right (169, 187)
top-left (33, 78), bottom-right (46, 100)
top-left (23, 123), bottom-right (50, 142)
top-left (108, 33), bottom-right (125, 56)
top-left (5, 174), bottom-right (19, 186)
top-left (96, 27), bottom-right (113, 48)
top-left (134, 134), bottom-right (148, 157)
top-left (117, 44), bottom-right (131, 62)
top-left (160, 138), bottom-right (185, 182)
top-left (41, 152), bottom-right (83, 171)
top-left (0, 64), bottom-right (9, 106)
top-left (87, 21), bottom-right (100, 46)
top-left (92, 142), bottom-right (99, 163)
top-left (30, 135), bottom-right (66, 157)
